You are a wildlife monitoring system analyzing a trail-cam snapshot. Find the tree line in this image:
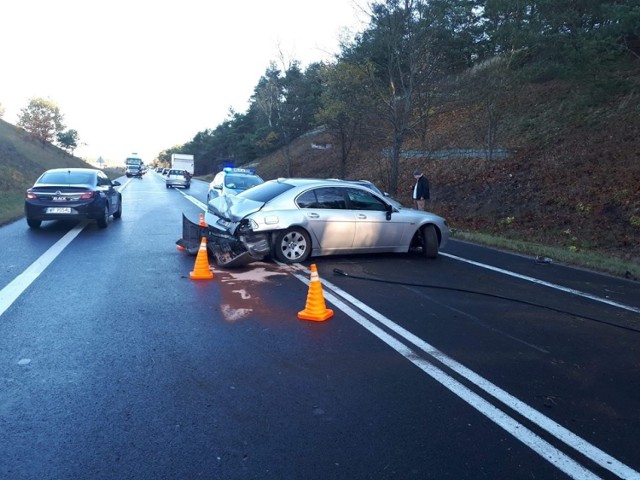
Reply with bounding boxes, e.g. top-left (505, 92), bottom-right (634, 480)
top-left (161, 0), bottom-right (638, 194)
top-left (10, 1), bottom-right (638, 194)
